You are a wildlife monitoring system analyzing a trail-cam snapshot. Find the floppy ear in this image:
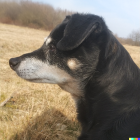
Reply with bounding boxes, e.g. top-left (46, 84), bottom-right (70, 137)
top-left (57, 14), bottom-right (102, 51)
top-left (49, 15), bottom-right (71, 42)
